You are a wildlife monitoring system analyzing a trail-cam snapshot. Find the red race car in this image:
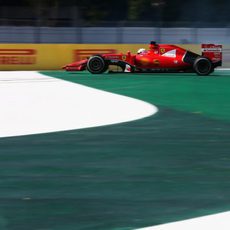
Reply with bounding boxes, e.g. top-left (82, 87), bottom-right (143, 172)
top-left (63, 41), bottom-right (222, 76)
